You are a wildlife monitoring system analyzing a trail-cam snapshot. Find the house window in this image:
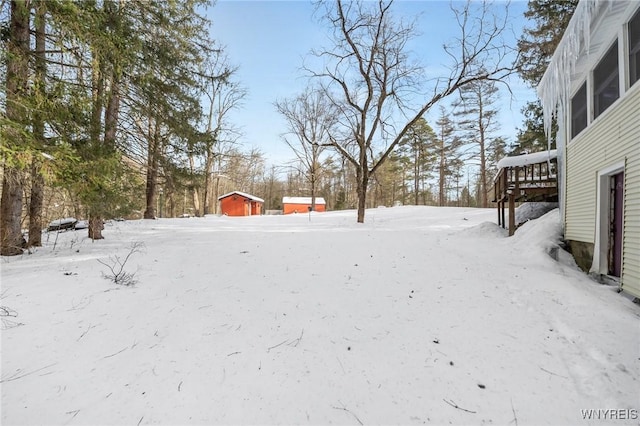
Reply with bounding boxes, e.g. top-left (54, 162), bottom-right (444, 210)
top-left (629, 7), bottom-right (640, 87)
top-left (593, 41), bottom-right (619, 118)
top-left (571, 82), bottom-right (587, 138)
